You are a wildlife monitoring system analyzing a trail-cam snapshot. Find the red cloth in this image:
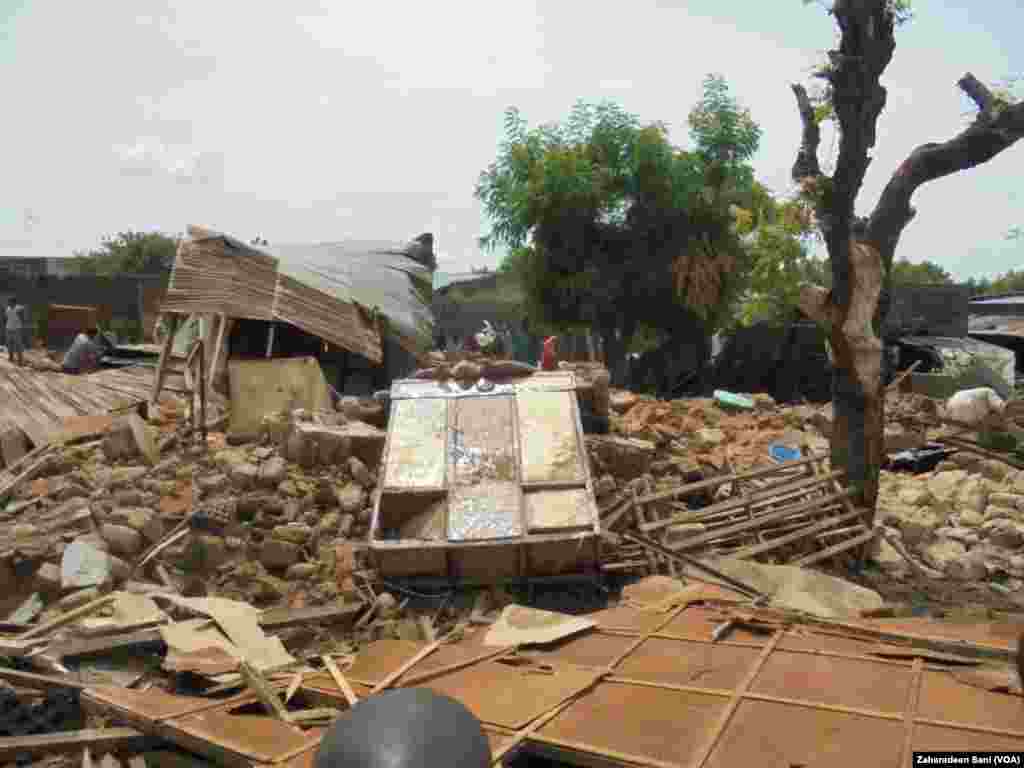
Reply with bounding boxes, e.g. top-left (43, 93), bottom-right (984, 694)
top-left (541, 336), bottom-right (558, 371)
